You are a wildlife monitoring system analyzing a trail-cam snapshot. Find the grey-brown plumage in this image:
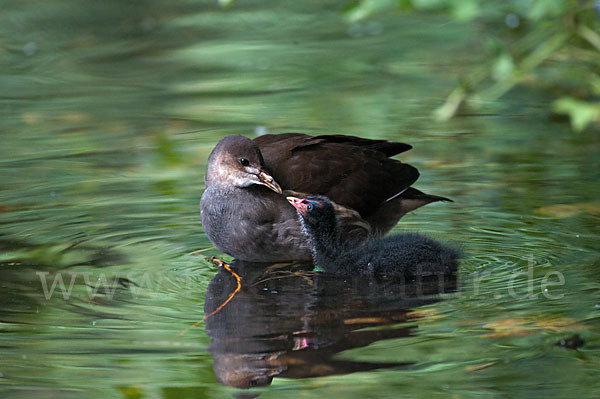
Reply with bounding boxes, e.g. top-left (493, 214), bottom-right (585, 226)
top-left (200, 133), bottom-right (451, 262)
